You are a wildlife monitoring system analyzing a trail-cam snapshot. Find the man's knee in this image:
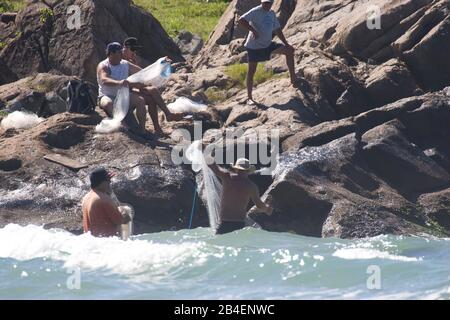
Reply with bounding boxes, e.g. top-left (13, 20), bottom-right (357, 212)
top-left (99, 97), bottom-right (114, 115)
top-left (284, 45), bottom-right (294, 56)
top-left (145, 86), bottom-right (159, 96)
